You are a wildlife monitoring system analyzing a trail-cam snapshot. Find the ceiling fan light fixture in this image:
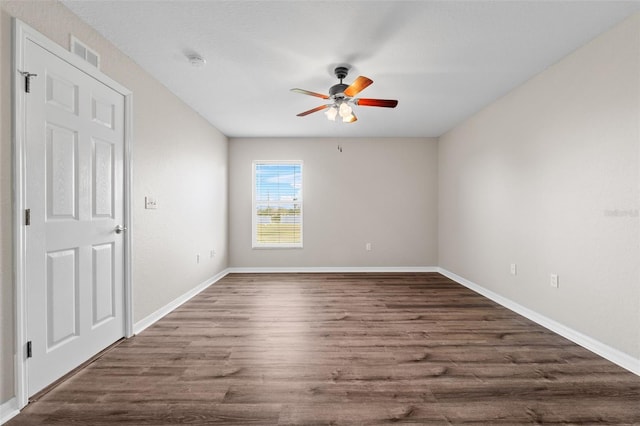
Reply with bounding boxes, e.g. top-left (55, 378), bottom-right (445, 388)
top-left (338, 102), bottom-right (352, 118)
top-left (342, 113), bottom-right (355, 123)
top-left (325, 105), bottom-right (338, 121)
